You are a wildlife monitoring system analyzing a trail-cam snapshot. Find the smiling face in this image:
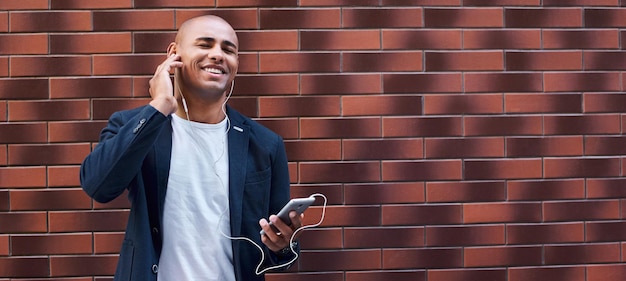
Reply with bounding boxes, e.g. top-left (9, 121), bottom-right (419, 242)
top-left (171, 16), bottom-right (239, 100)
